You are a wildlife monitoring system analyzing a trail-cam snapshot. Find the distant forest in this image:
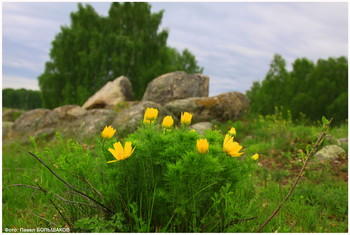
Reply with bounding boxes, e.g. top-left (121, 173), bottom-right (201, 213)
top-left (246, 54), bottom-right (347, 125)
top-left (2, 88), bottom-right (42, 110)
